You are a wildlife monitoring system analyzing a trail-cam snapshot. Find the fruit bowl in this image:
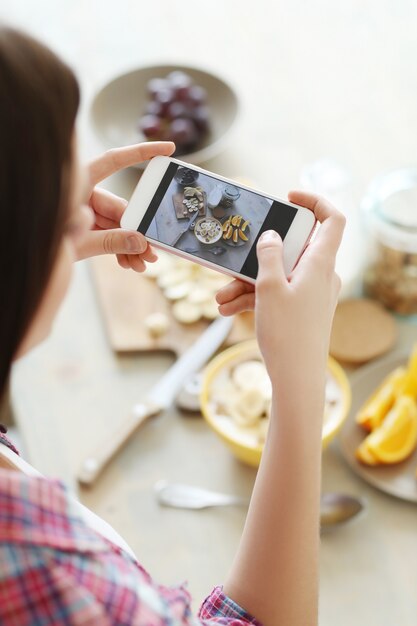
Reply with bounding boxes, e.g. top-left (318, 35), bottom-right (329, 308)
top-left (194, 217), bottom-right (223, 245)
top-left (90, 64), bottom-right (239, 166)
top-left (200, 340), bottom-right (351, 467)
